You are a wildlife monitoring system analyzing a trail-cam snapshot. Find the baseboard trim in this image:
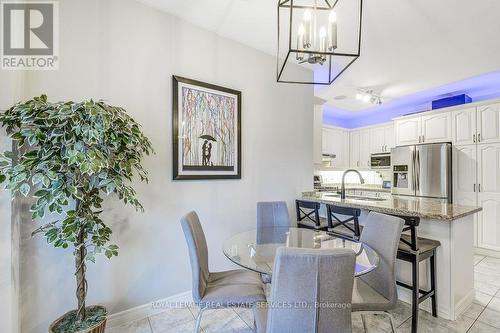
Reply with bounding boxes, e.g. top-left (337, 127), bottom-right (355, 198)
top-left (475, 247), bottom-right (500, 259)
top-left (455, 289), bottom-right (475, 318)
top-left (107, 291), bottom-right (193, 328)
